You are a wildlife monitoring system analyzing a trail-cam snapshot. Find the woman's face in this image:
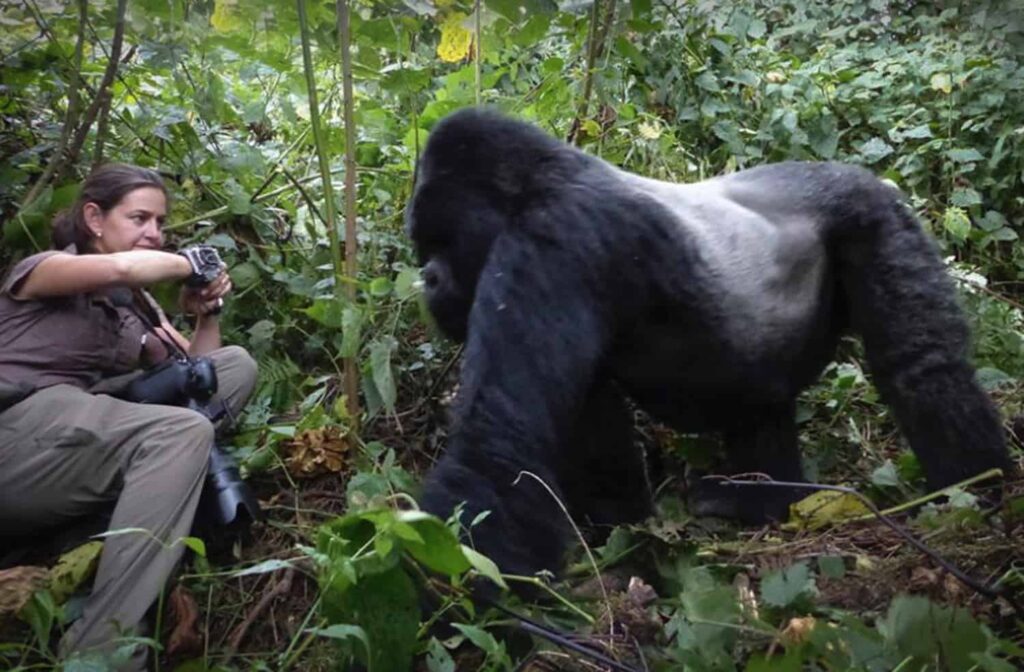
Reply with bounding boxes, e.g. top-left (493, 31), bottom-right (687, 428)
top-left (85, 186), bottom-right (167, 253)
